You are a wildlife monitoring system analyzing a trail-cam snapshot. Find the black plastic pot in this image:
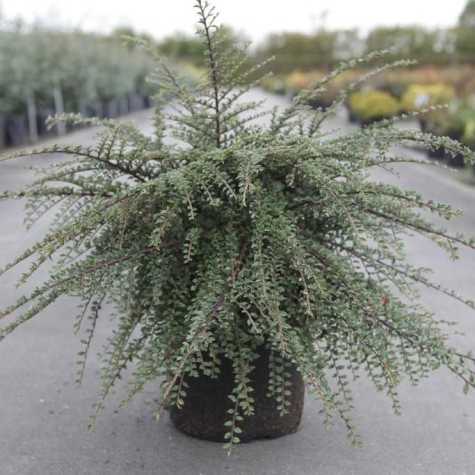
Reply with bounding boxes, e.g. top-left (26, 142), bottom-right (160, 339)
top-left (169, 347), bottom-right (305, 443)
top-left (428, 147), bottom-right (465, 168)
top-left (5, 115), bottom-right (29, 147)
